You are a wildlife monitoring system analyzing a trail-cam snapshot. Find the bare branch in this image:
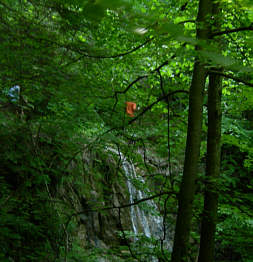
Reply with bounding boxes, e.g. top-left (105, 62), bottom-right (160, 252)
top-left (211, 25), bottom-right (253, 38)
top-left (209, 70), bottom-right (253, 87)
top-left (178, 19), bottom-right (196, 25)
top-left (128, 89), bottom-right (189, 125)
top-left (98, 89), bottom-right (189, 140)
top-left (117, 60), bottom-right (170, 96)
top-left (111, 60), bottom-right (171, 110)
top-left (63, 37), bottom-right (154, 67)
top-left (117, 208), bottom-right (140, 261)
top-left (98, 89), bottom-right (188, 141)
top-left (74, 191), bottom-right (174, 215)
top-left (65, 191), bottom-right (176, 231)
